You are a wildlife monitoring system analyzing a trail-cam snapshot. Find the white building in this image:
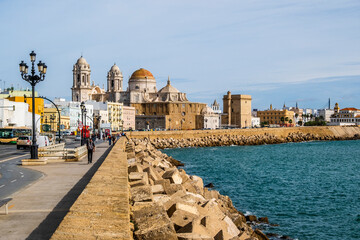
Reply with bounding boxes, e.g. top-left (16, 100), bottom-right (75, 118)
top-left (318, 109), bottom-right (334, 122)
top-left (0, 99), bottom-right (40, 131)
top-left (200, 106), bottom-right (220, 129)
top-left (251, 117), bottom-right (260, 128)
top-left (329, 103), bottom-right (360, 126)
top-left (52, 98), bottom-right (93, 132)
top-left (211, 99), bottom-right (222, 114)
